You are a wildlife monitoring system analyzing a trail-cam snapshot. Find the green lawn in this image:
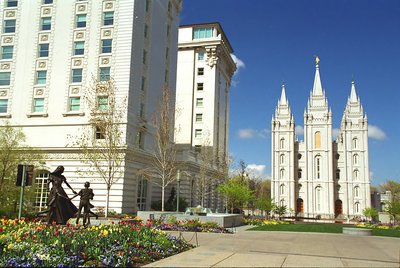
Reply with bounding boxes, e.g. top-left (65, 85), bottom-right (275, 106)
top-left (249, 223), bottom-right (400, 238)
